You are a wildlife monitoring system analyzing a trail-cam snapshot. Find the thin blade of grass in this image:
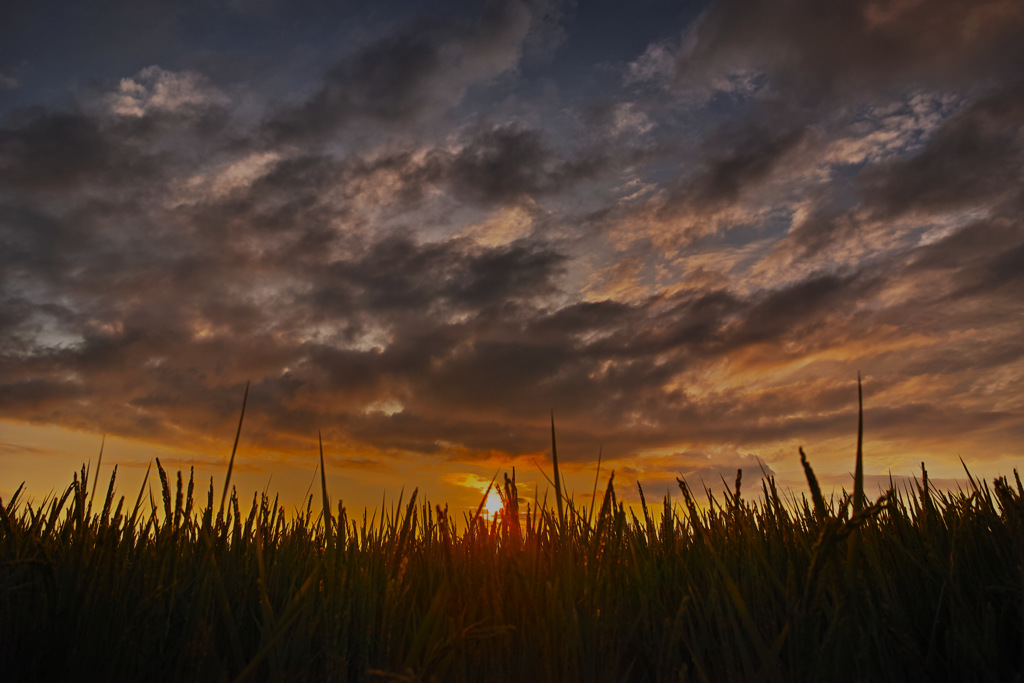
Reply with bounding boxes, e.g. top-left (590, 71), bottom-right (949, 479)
top-left (89, 434), bottom-right (105, 508)
top-left (219, 381), bottom-right (250, 521)
top-left (551, 411), bottom-right (565, 534)
top-left (588, 446), bottom-right (603, 529)
top-left (853, 372), bottom-right (864, 515)
top-left (319, 430), bottom-right (332, 551)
